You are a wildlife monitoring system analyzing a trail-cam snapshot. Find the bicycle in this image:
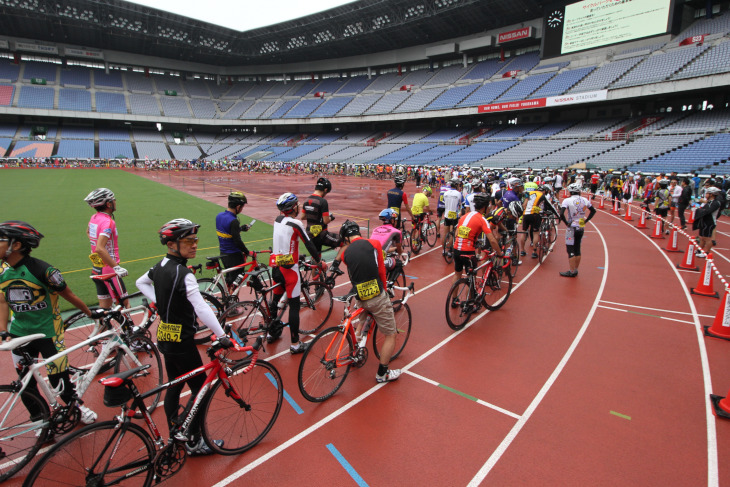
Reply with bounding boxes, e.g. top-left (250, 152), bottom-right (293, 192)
top-left (386, 252), bottom-right (410, 301)
top-left (24, 337), bottom-right (283, 486)
top-left (442, 226), bottom-right (456, 264)
top-left (0, 307), bottom-right (162, 482)
top-left (535, 214), bottom-right (557, 264)
top-left (197, 249), bottom-right (273, 309)
top-left (218, 260), bottom-right (334, 342)
top-left (445, 250), bottom-right (513, 331)
top-left (500, 227), bottom-right (525, 279)
top-left (410, 213), bottom-right (437, 254)
top-left (297, 283), bottom-right (414, 402)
